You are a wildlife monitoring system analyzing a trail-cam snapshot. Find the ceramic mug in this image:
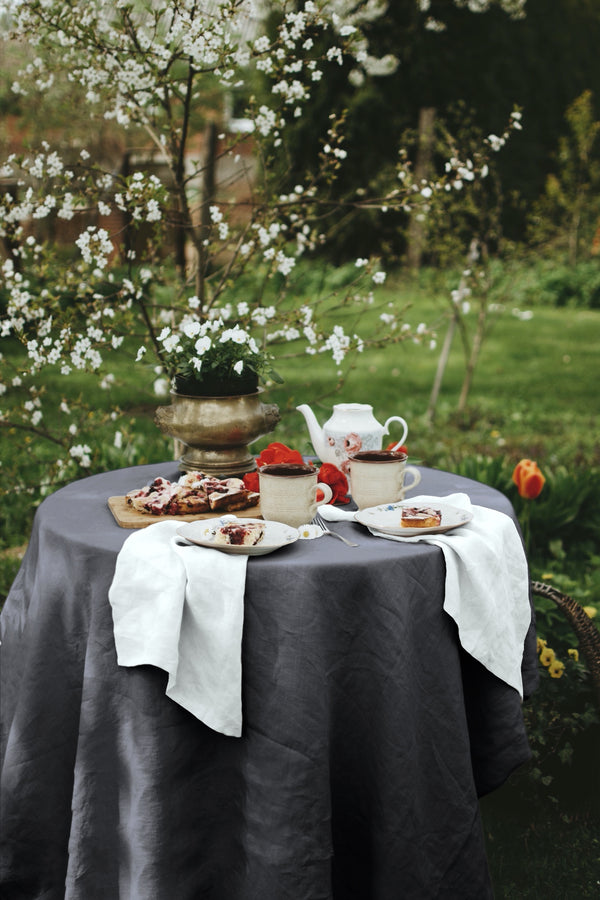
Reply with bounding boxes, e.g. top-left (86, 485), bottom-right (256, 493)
top-left (258, 463), bottom-right (333, 528)
top-left (348, 450), bottom-right (421, 510)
